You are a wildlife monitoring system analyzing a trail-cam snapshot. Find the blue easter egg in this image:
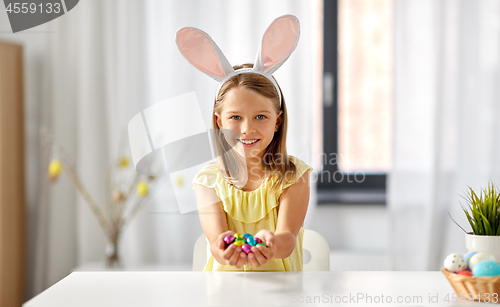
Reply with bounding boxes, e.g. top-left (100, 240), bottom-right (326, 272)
top-left (243, 233), bottom-right (252, 239)
top-left (246, 236), bottom-right (256, 246)
top-left (463, 252), bottom-right (477, 270)
top-left (472, 260), bottom-right (500, 277)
